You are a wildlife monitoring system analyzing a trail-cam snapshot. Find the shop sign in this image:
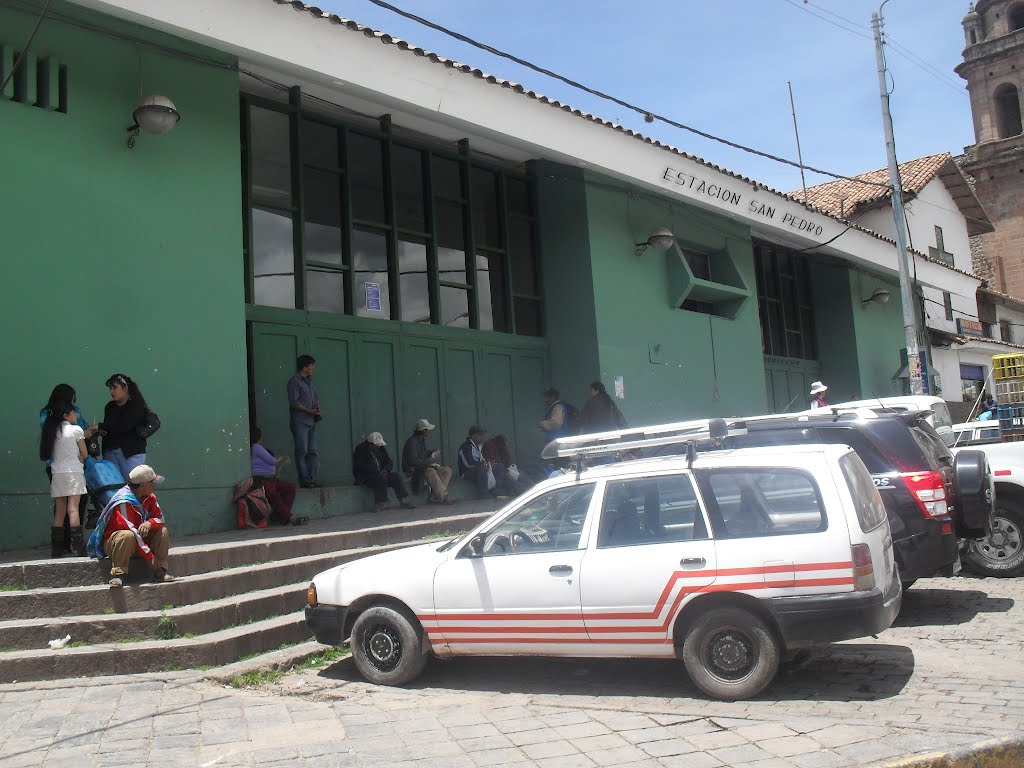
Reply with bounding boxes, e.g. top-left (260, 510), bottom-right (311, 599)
top-left (957, 318), bottom-right (985, 336)
top-left (660, 166), bottom-right (825, 237)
